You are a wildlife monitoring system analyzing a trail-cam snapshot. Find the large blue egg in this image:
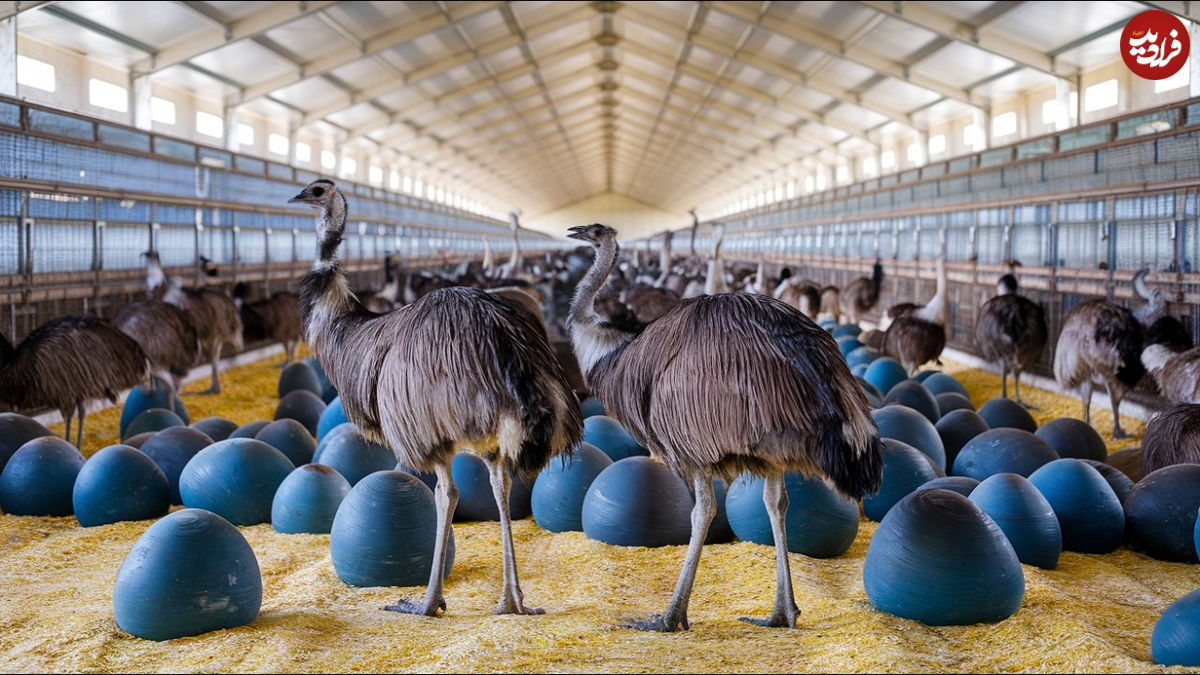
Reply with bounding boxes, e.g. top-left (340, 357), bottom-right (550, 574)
top-left (921, 372), bottom-right (970, 399)
top-left (229, 420), bottom-right (272, 440)
top-left (396, 463), bottom-right (438, 492)
top-left (271, 463), bottom-right (352, 534)
top-left (857, 377), bottom-right (883, 401)
top-left (316, 396), bottom-right (349, 440)
top-left (277, 361), bottom-right (322, 399)
top-left (139, 426), bottom-right (213, 505)
top-left (302, 356), bottom-right (338, 403)
top-left (255, 418), bottom-right (315, 468)
top-left (582, 456), bottom-right (693, 547)
top-left (864, 358), bottom-right (909, 397)
top-left (122, 408), bottom-right (185, 441)
top-left (935, 392), bottom-right (975, 416)
top-left (313, 422), bottom-right (357, 461)
top-left (274, 390), bottom-right (326, 437)
top-left (976, 398), bottom-right (1038, 433)
top-left (450, 452), bottom-right (534, 522)
top-left (330, 470), bottom-right (454, 587)
top-left (1034, 418), bottom-right (1107, 462)
top-left (178, 438), bottom-right (295, 525)
top-left (1080, 459), bottom-right (1135, 505)
top-left (936, 409), bottom-right (989, 471)
top-left (1124, 464), bottom-right (1200, 563)
top-left (0, 436), bottom-right (85, 516)
top-left (119, 378), bottom-right (188, 438)
top-left (872, 405), bottom-right (946, 473)
top-left (862, 438), bottom-right (941, 522)
top-left (846, 346), bottom-right (880, 370)
top-left (969, 472), bottom-right (1062, 569)
top-left (883, 381), bottom-right (940, 424)
top-left (832, 324), bottom-right (862, 339)
top-left (189, 417), bottom-right (238, 442)
top-left (915, 475), bottom-right (979, 498)
top-left (73, 444), bottom-right (169, 527)
top-left (912, 369), bottom-right (940, 383)
top-left (1028, 458), bottom-right (1123, 554)
top-left (725, 471), bottom-right (860, 558)
top-left (317, 430), bottom-right (397, 486)
top-left (952, 428), bottom-right (1058, 481)
top-left (582, 415), bottom-right (648, 462)
top-left (1154, 588), bottom-right (1200, 666)
top-left (579, 396), bottom-right (606, 419)
top-left (113, 508), bottom-right (261, 641)
top-left (531, 442), bottom-right (613, 533)
top-left (863, 489), bottom-right (1024, 626)
top-left (0, 412), bottom-right (54, 474)
top-left (837, 337), bottom-right (864, 358)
